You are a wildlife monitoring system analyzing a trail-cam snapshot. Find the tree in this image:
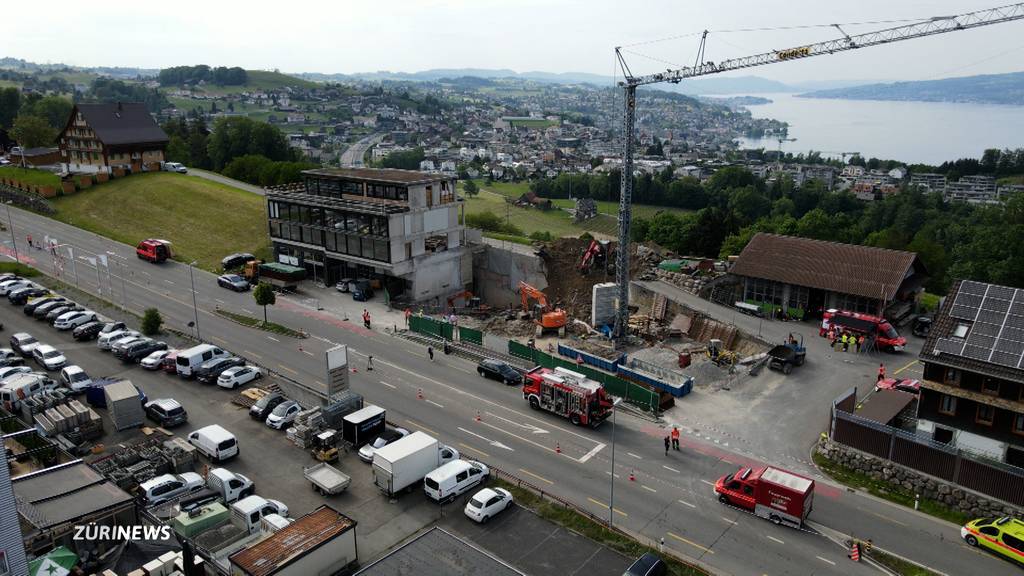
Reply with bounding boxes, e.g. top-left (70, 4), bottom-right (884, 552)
top-left (0, 87), bottom-right (21, 128)
top-left (165, 136), bottom-right (189, 163)
top-left (463, 180), bottom-right (479, 197)
top-left (253, 282), bottom-right (276, 323)
top-left (11, 115), bottom-right (56, 148)
top-left (141, 308), bottom-right (163, 336)
top-left (20, 95), bottom-right (72, 131)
